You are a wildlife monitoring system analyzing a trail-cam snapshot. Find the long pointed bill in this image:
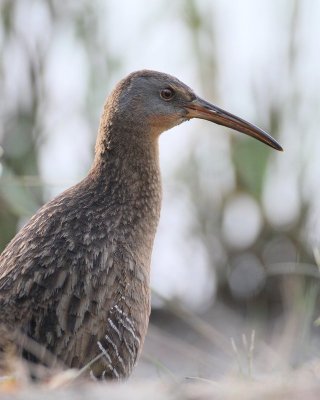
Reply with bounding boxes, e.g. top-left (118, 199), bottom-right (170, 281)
top-left (185, 97), bottom-right (283, 151)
